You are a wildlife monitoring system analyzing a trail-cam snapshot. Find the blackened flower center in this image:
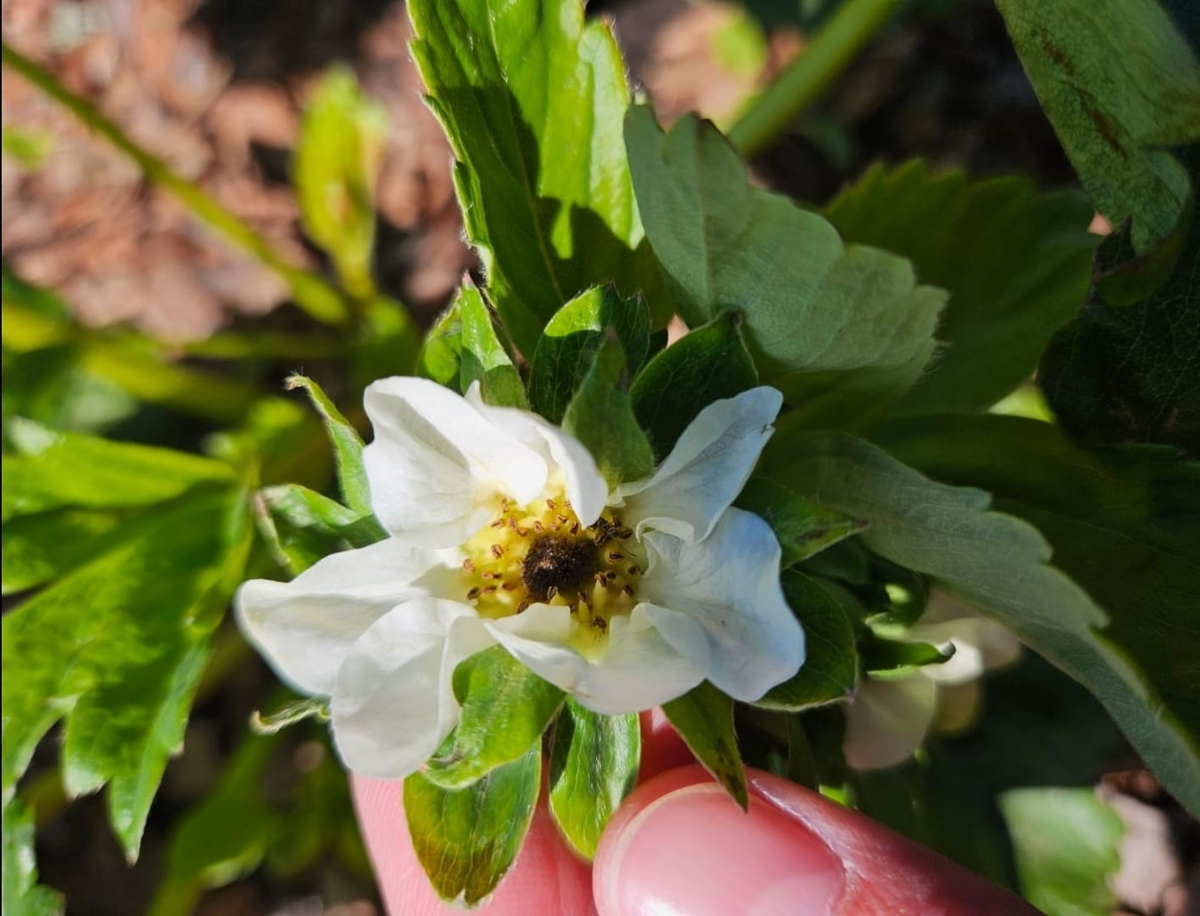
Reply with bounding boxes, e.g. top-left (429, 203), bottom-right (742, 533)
top-left (521, 535), bottom-right (596, 601)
